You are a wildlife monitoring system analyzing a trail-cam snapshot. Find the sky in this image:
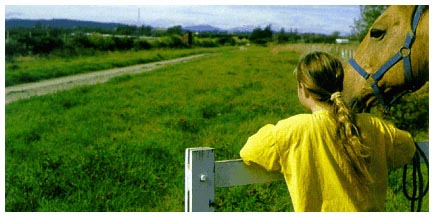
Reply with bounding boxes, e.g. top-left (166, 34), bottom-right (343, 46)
top-left (5, 4), bottom-right (361, 35)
